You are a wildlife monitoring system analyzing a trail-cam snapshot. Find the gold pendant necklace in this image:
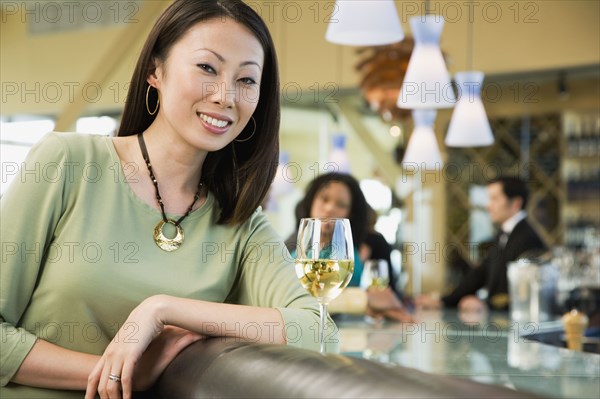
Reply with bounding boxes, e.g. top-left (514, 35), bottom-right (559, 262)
top-left (138, 133), bottom-right (203, 252)
top-left (153, 219), bottom-right (185, 252)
